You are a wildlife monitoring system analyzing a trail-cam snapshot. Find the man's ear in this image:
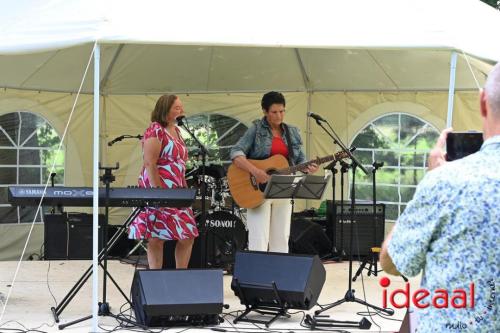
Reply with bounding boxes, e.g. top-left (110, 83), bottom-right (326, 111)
top-left (480, 89), bottom-right (488, 118)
